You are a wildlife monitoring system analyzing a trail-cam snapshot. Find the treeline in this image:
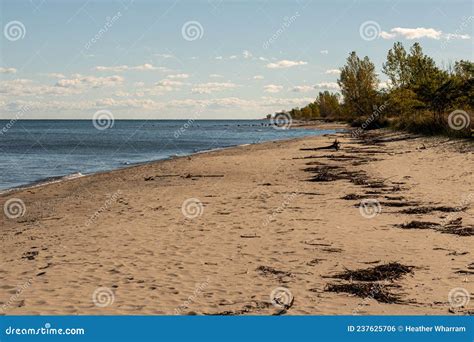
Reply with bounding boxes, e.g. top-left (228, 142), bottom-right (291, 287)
top-left (272, 42), bottom-right (473, 138)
